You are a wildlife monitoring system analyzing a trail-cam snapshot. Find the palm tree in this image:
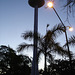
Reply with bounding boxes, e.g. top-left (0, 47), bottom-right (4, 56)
top-left (41, 24), bottom-right (69, 74)
top-left (17, 24), bottom-right (69, 74)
